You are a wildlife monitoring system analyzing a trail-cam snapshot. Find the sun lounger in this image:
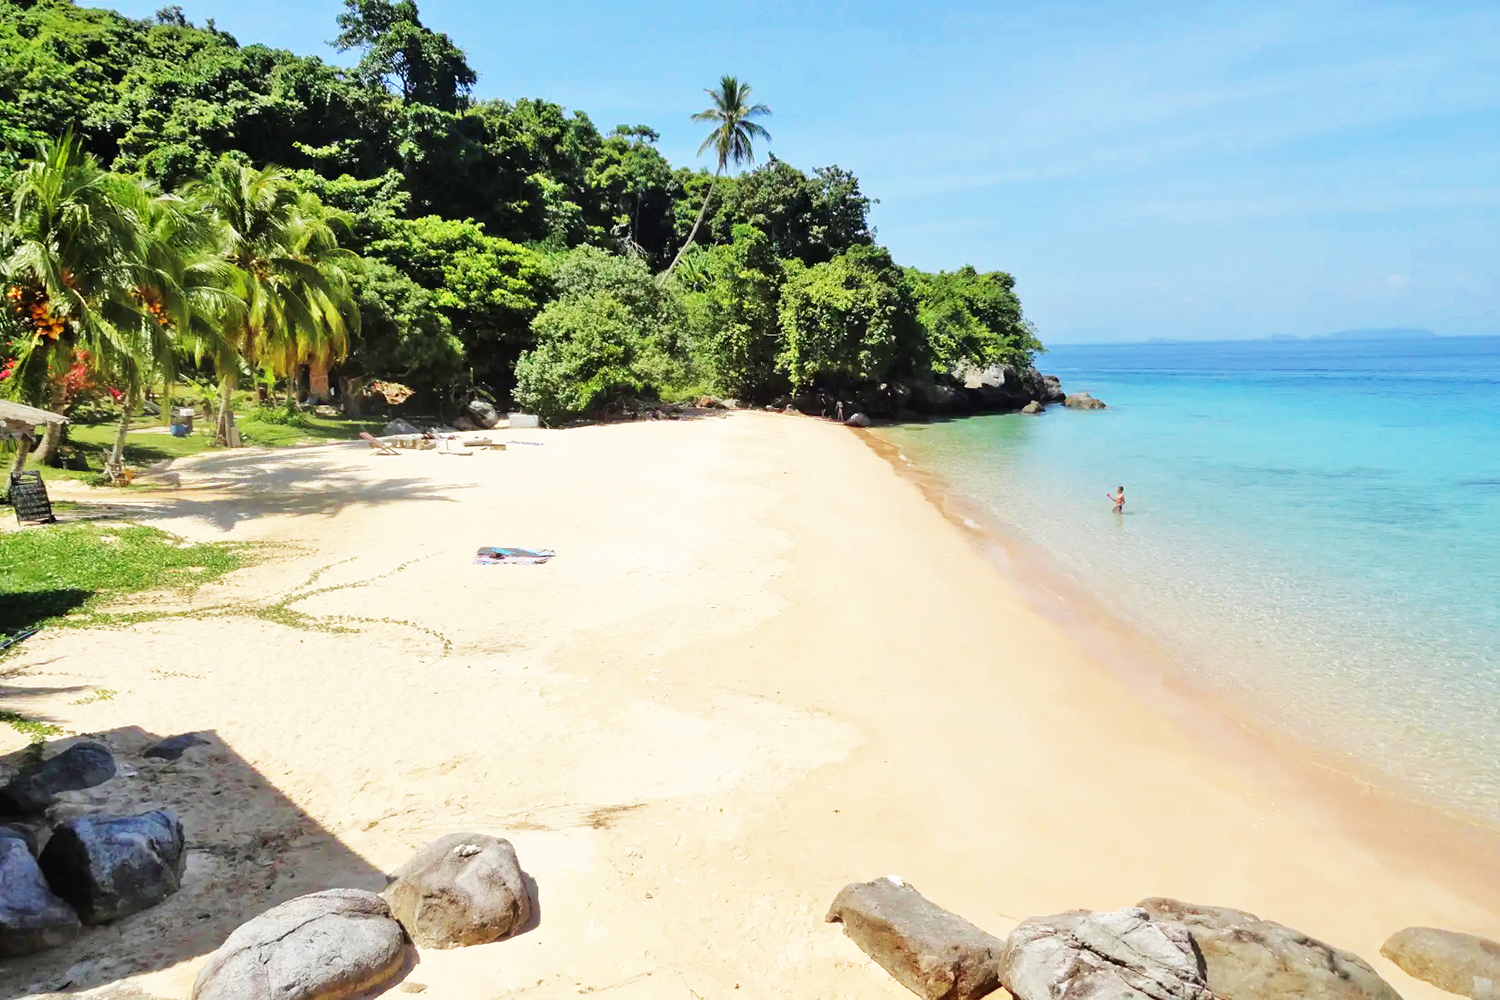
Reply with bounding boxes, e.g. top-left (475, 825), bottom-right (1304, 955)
top-left (360, 431), bottom-right (399, 455)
